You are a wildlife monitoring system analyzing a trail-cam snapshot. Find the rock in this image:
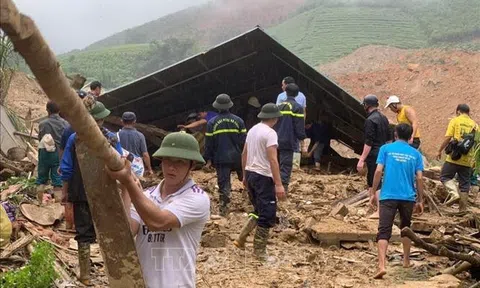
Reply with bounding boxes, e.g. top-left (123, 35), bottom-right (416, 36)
top-left (357, 208), bottom-right (367, 217)
top-left (201, 232), bottom-right (227, 248)
top-left (0, 169), bottom-right (15, 180)
top-left (407, 63), bottom-right (420, 72)
top-left (303, 217), bottom-right (316, 230)
top-left (330, 203), bottom-right (349, 217)
top-left (278, 228), bottom-right (297, 242)
top-left (429, 228), bottom-right (443, 241)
